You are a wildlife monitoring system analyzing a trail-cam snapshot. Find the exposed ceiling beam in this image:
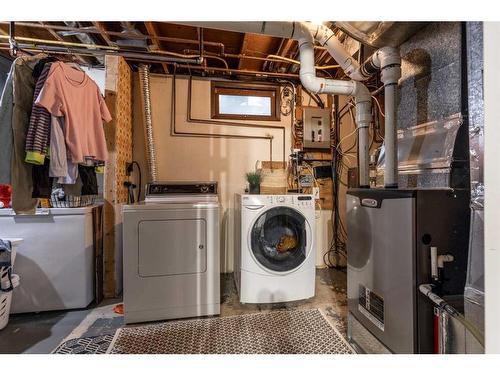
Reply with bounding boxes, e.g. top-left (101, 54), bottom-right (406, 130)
top-left (237, 33), bottom-right (249, 70)
top-left (39, 22), bottom-right (90, 65)
top-left (269, 38), bottom-right (295, 72)
top-left (144, 21), bottom-right (169, 74)
top-left (92, 22), bottom-right (116, 47)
